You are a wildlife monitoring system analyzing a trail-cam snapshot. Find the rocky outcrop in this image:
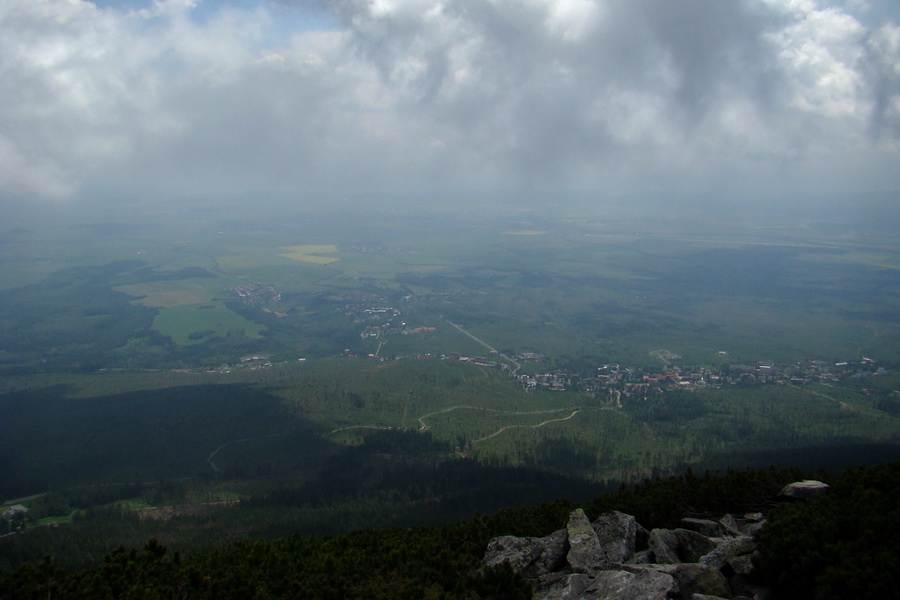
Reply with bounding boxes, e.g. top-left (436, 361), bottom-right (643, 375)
top-left (483, 503), bottom-right (781, 600)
